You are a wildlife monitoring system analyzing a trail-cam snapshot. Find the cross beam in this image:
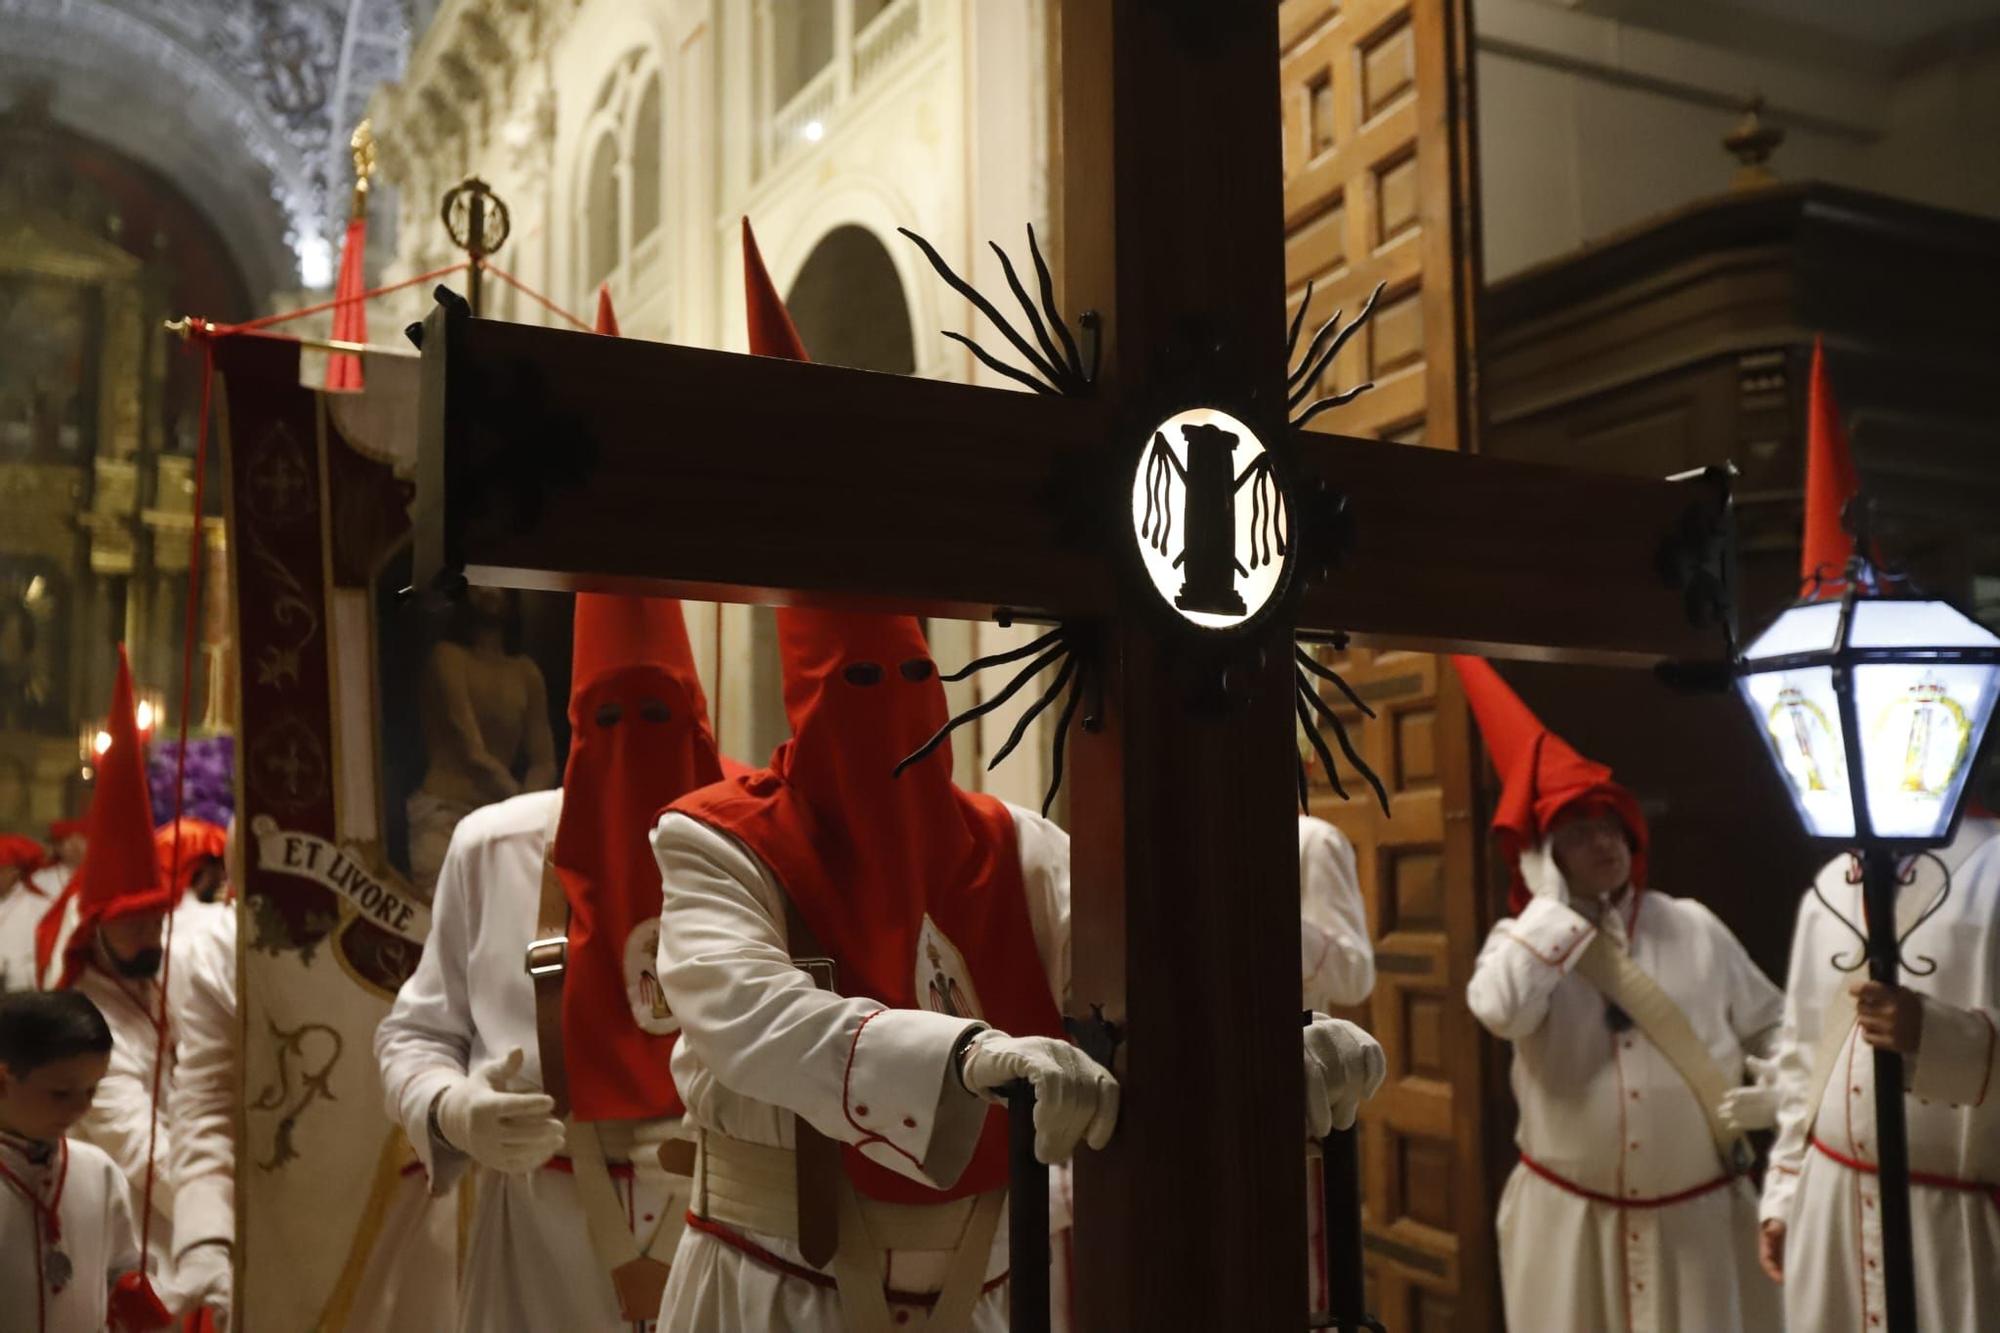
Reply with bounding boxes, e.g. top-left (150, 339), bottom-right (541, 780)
top-left (416, 309), bottom-right (1718, 664)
